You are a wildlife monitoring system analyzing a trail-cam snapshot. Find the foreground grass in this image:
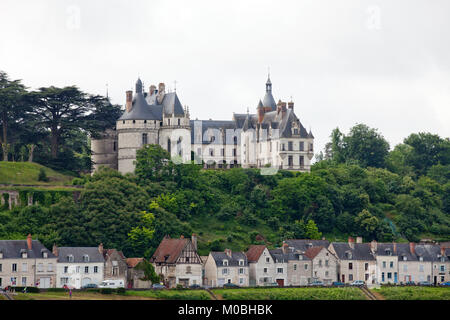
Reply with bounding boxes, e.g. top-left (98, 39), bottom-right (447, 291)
top-left (372, 286), bottom-right (450, 300)
top-left (125, 290), bottom-right (211, 300)
top-left (0, 162), bottom-right (73, 185)
top-left (13, 291), bottom-right (155, 300)
top-left (212, 287), bottom-right (367, 300)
